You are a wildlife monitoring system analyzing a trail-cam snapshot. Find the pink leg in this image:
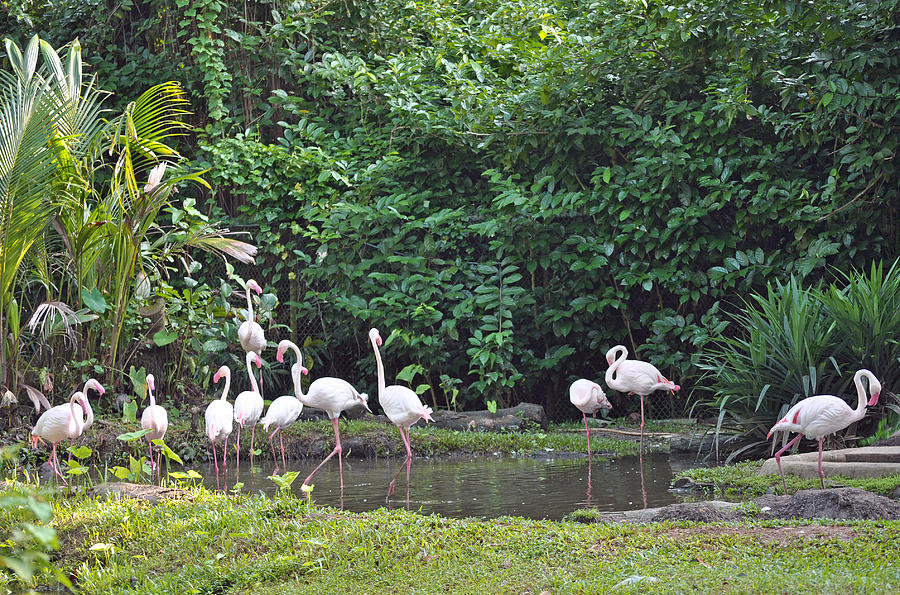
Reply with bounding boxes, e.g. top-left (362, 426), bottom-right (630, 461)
top-left (157, 450), bottom-right (163, 482)
top-left (268, 429), bottom-right (278, 470)
top-left (235, 425), bottom-right (242, 463)
top-left (250, 426), bottom-right (256, 466)
top-left (211, 441), bottom-right (220, 490)
top-left (334, 418), bottom-right (344, 492)
top-left (390, 427), bottom-right (413, 497)
top-left (774, 434), bottom-right (803, 495)
top-left (639, 394), bottom-right (645, 453)
top-left (583, 412), bottom-right (592, 458)
top-left (279, 431), bottom-right (287, 470)
top-left (223, 437), bottom-right (229, 470)
top-left (49, 442), bottom-right (66, 482)
top-left (817, 438), bottom-right (825, 489)
top-left (303, 417), bottom-right (343, 489)
top-left (147, 439), bottom-right (154, 466)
